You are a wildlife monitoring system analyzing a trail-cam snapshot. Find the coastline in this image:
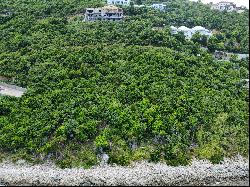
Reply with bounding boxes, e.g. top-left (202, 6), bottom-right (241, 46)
top-left (0, 156), bottom-right (249, 186)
